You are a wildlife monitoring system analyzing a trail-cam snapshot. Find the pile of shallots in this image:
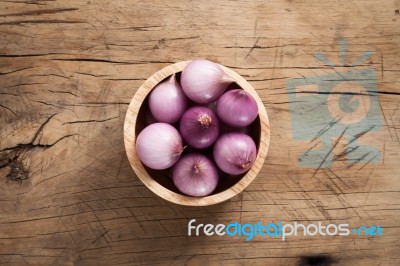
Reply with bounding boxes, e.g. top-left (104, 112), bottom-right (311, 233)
top-left (136, 60), bottom-right (258, 197)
